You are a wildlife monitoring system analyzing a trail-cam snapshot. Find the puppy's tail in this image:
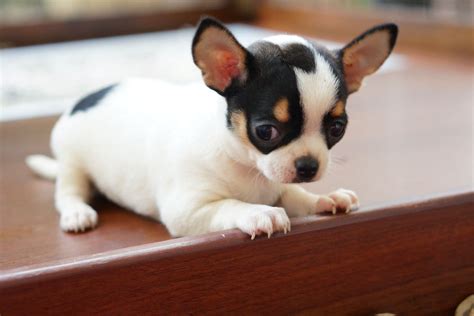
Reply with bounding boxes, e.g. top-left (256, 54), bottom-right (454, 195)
top-left (25, 155), bottom-right (58, 181)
